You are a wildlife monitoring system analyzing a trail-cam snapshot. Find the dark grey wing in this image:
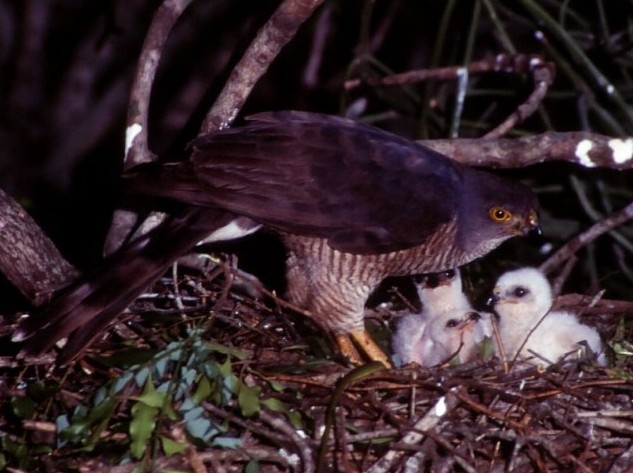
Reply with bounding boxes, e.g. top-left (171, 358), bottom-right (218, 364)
top-left (189, 111), bottom-right (462, 254)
